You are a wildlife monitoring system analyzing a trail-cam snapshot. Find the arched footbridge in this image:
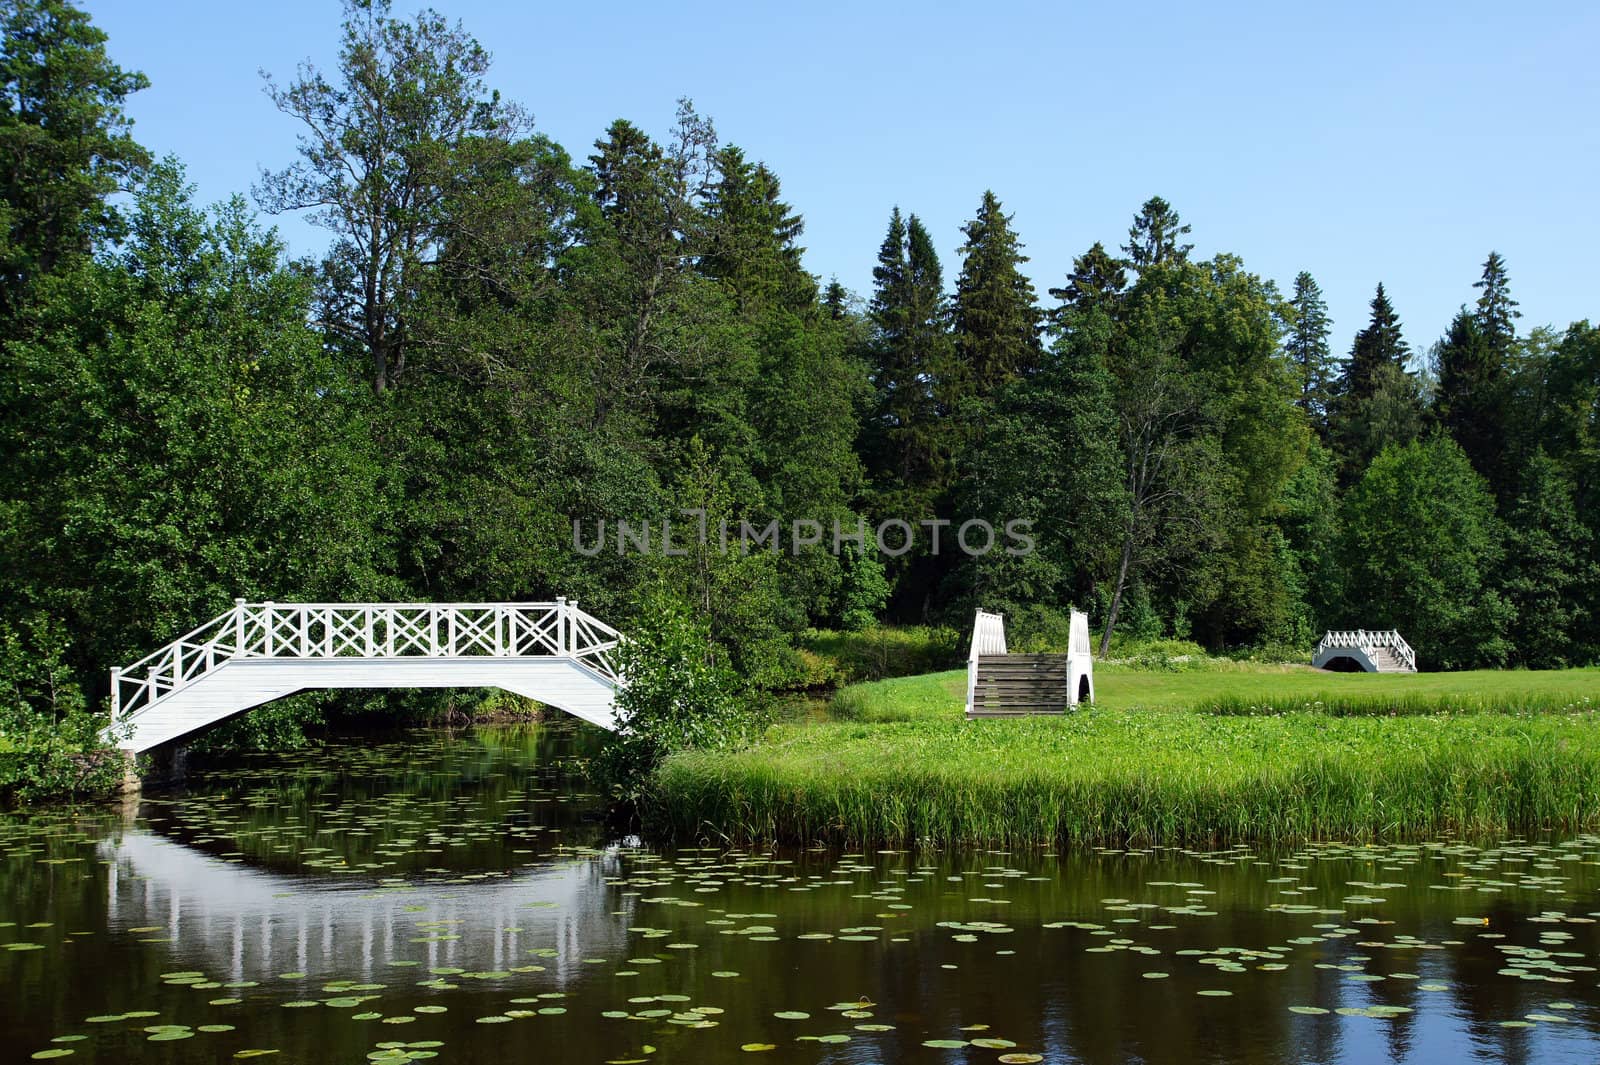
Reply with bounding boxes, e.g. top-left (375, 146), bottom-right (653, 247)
top-left (107, 600), bottom-right (624, 753)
